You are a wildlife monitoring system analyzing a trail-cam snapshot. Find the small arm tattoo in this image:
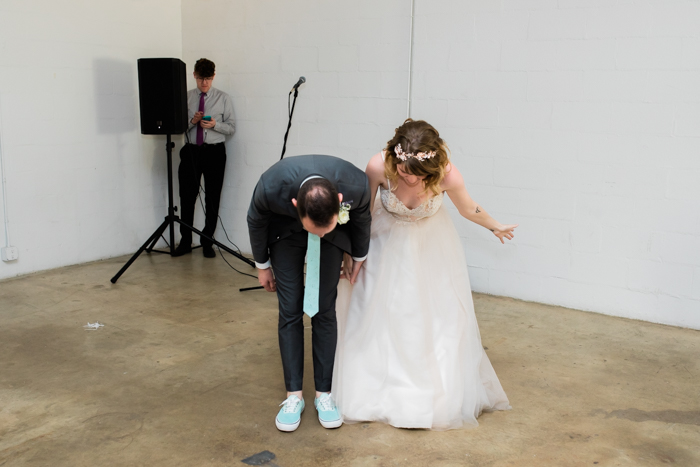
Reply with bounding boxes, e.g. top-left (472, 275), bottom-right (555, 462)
top-left (476, 207), bottom-right (481, 213)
